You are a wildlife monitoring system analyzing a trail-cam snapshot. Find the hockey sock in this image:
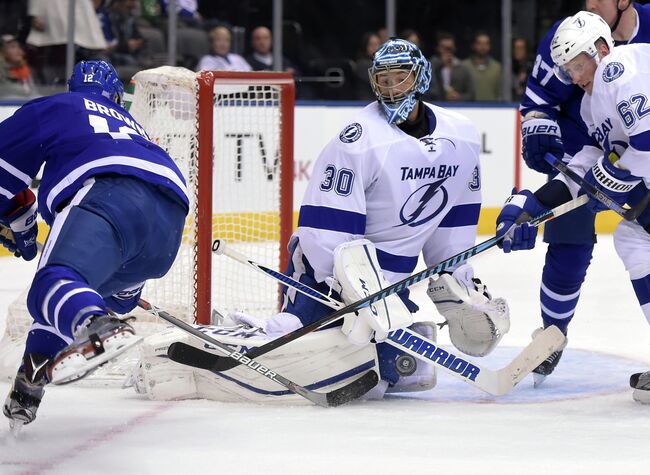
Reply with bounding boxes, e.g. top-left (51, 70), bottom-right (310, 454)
top-left (27, 265), bottom-right (108, 338)
top-left (540, 243), bottom-right (593, 334)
